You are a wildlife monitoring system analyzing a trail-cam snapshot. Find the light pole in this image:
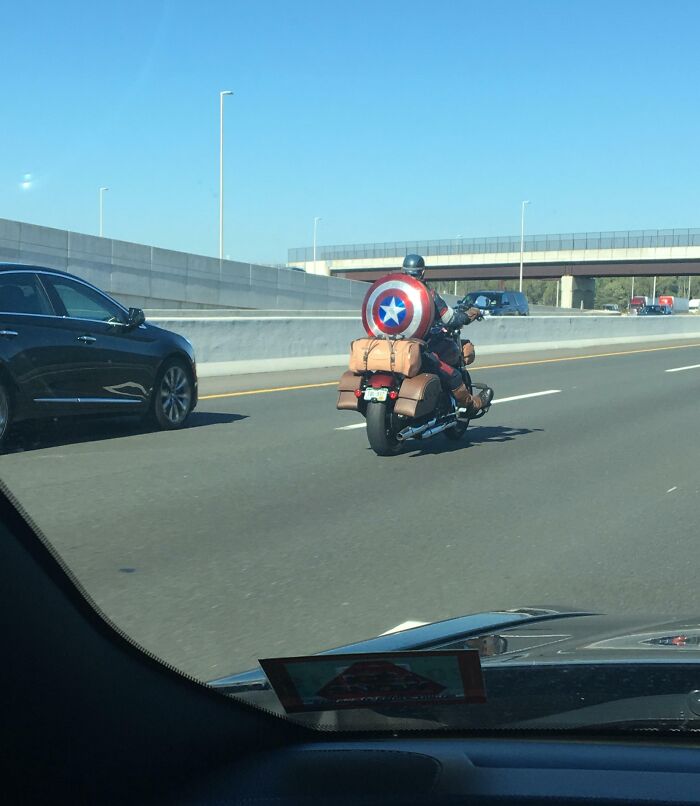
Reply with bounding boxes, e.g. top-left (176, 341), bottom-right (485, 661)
top-left (219, 90), bottom-right (233, 260)
top-left (652, 275), bottom-right (657, 303)
top-left (99, 187), bottom-right (109, 237)
top-left (313, 216), bottom-right (322, 263)
top-left (518, 200), bottom-right (530, 293)
top-left (454, 235), bottom-right (463, 295)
